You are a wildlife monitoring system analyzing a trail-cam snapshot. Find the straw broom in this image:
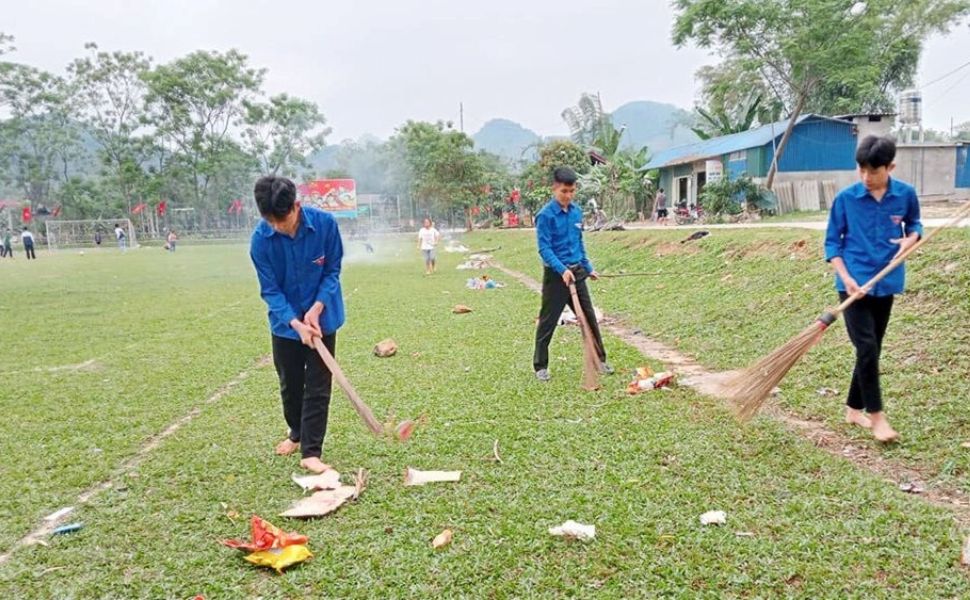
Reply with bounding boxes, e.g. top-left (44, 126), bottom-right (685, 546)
top-left (725, 201), bottom-right (970, 421)
top-left (568, 282), bottom-right (602, 391)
